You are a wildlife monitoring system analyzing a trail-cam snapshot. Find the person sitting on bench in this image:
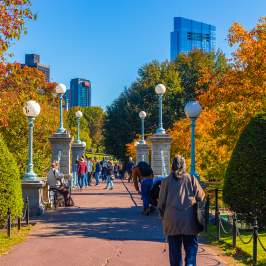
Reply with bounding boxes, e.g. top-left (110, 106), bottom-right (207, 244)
top-left (47, 161), bottom-right (71, 206)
